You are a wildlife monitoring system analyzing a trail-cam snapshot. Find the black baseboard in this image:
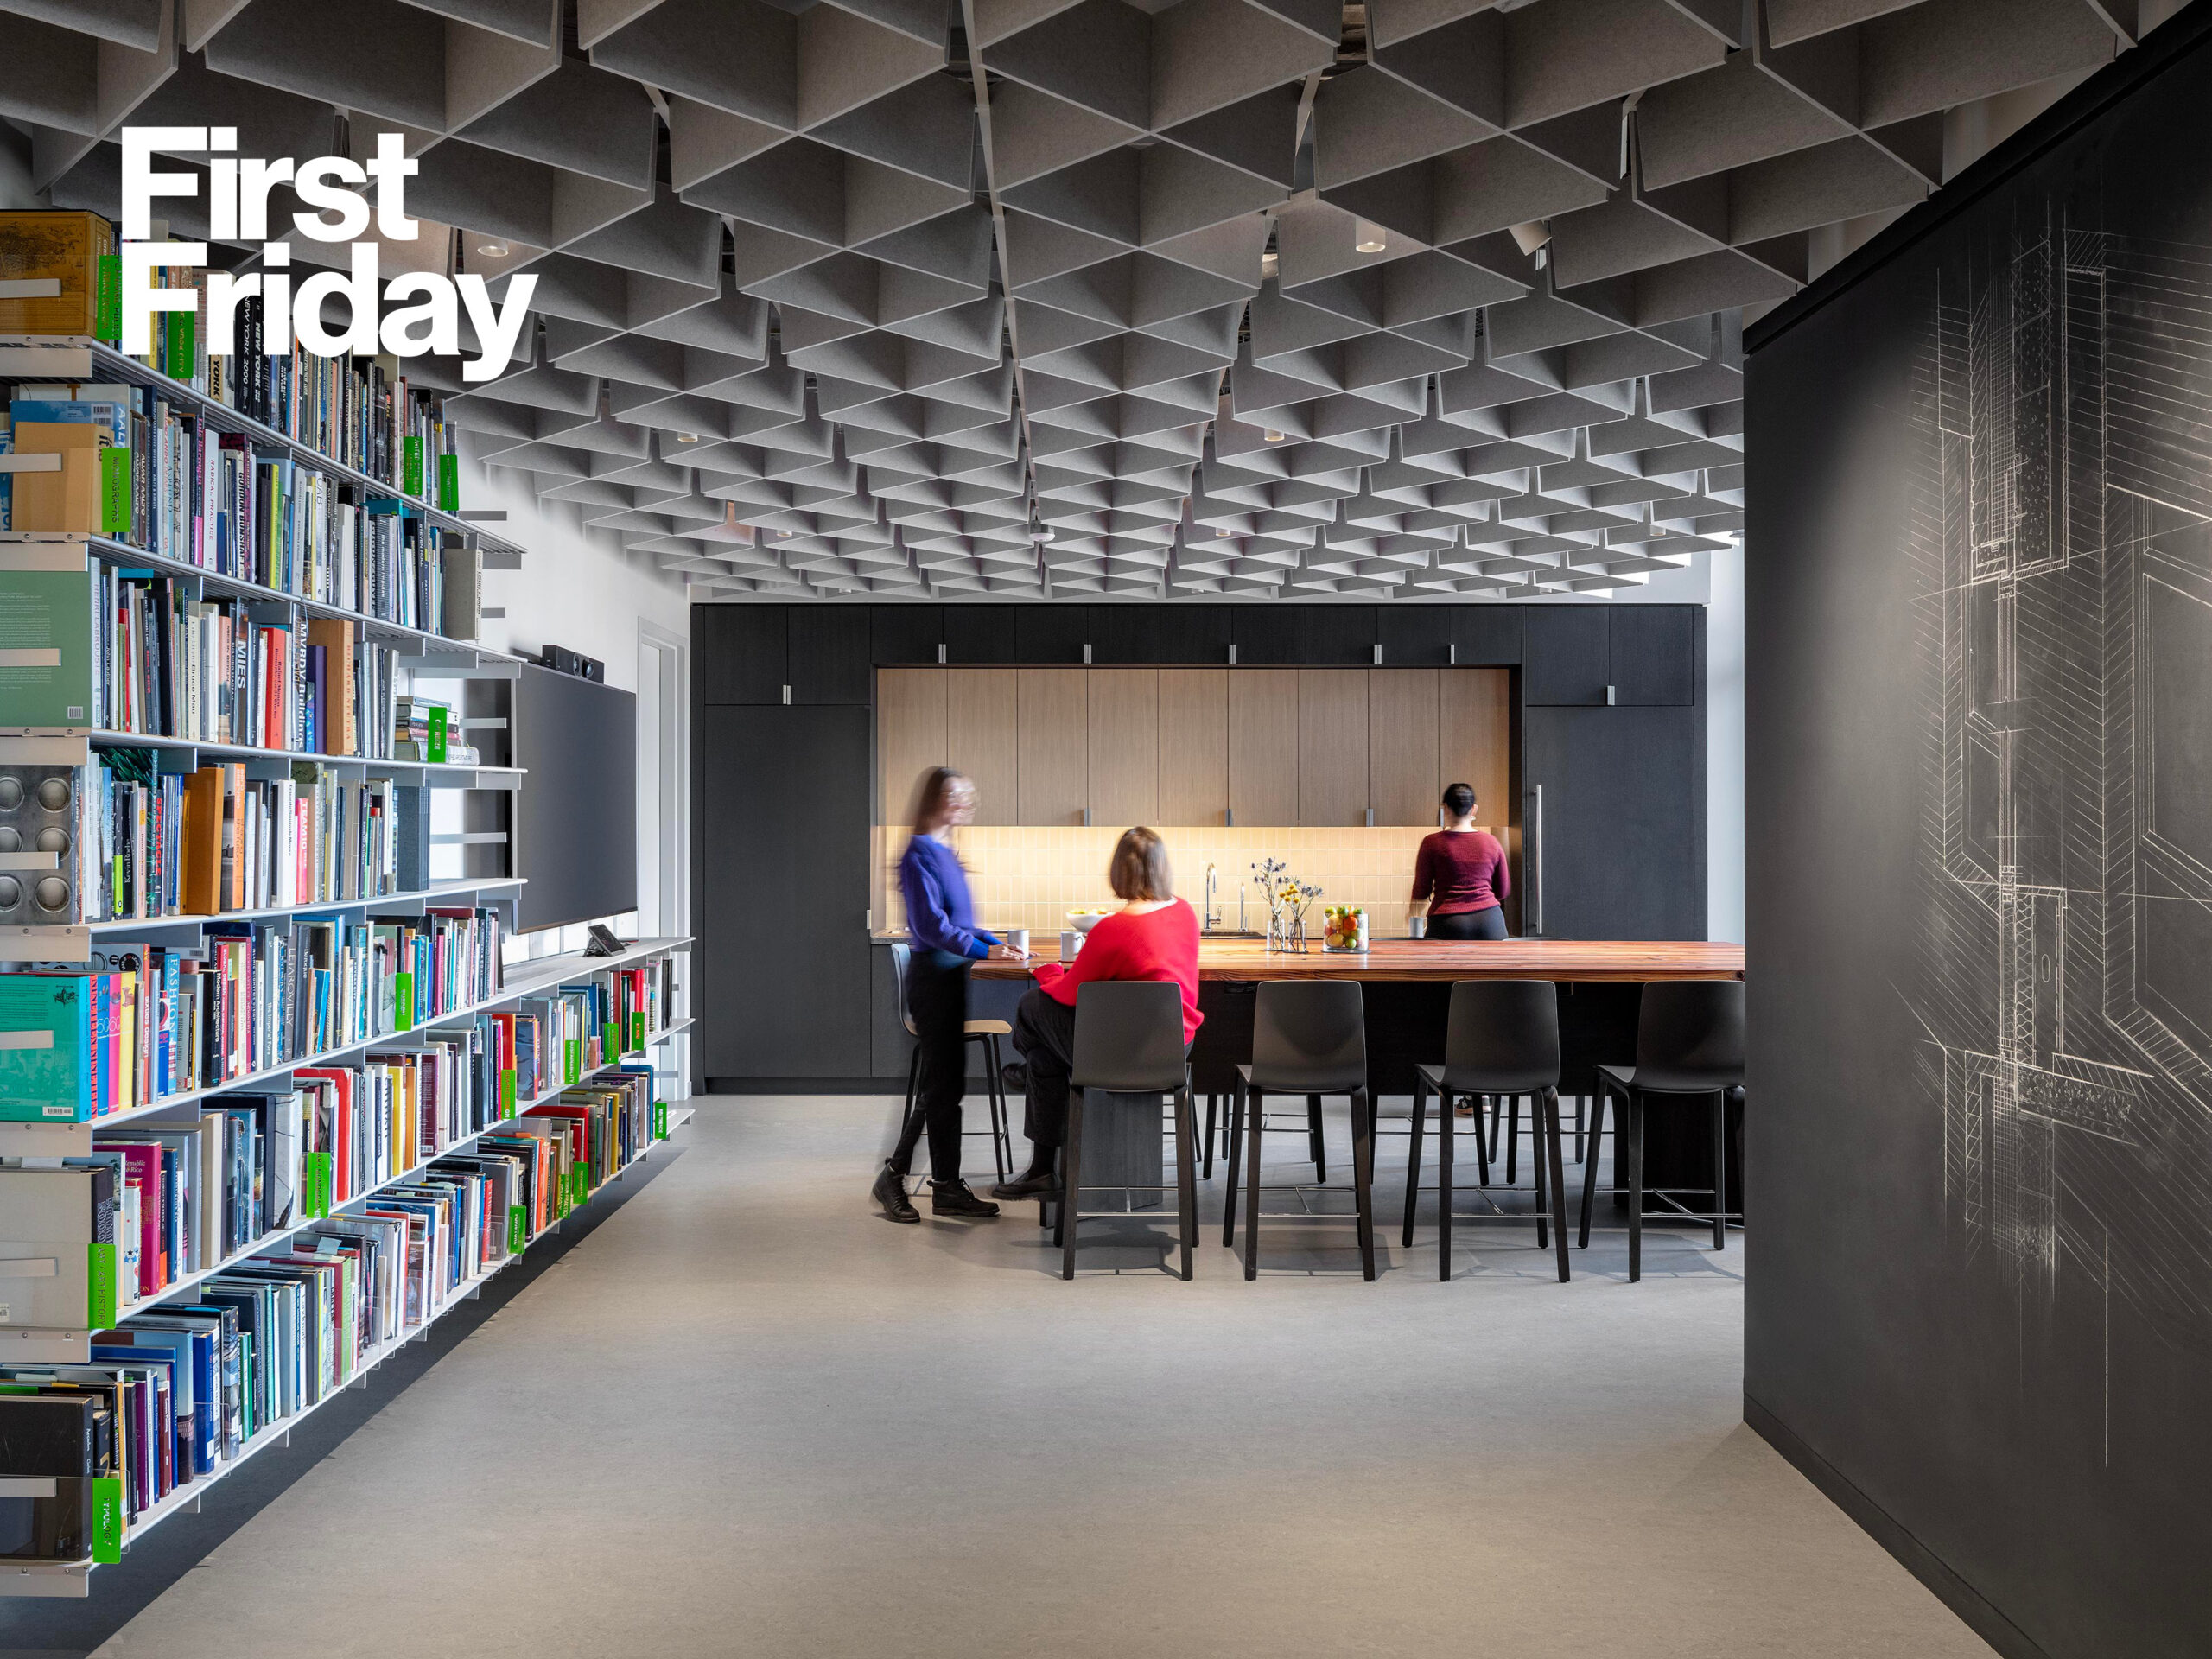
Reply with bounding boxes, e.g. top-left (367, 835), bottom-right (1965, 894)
top-left (1744, 1394), bottom-right (2049, 1659)
top-left (702, 1077), bottom-right (905, 1094)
